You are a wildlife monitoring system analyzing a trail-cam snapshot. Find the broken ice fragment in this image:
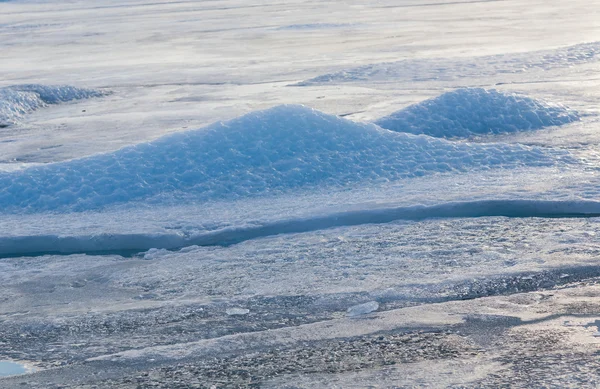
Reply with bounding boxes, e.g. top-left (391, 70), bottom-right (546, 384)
top-left (226, 308), bottom-right (250, 316)
top-left (347, 301), bottom-right (379, 317)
